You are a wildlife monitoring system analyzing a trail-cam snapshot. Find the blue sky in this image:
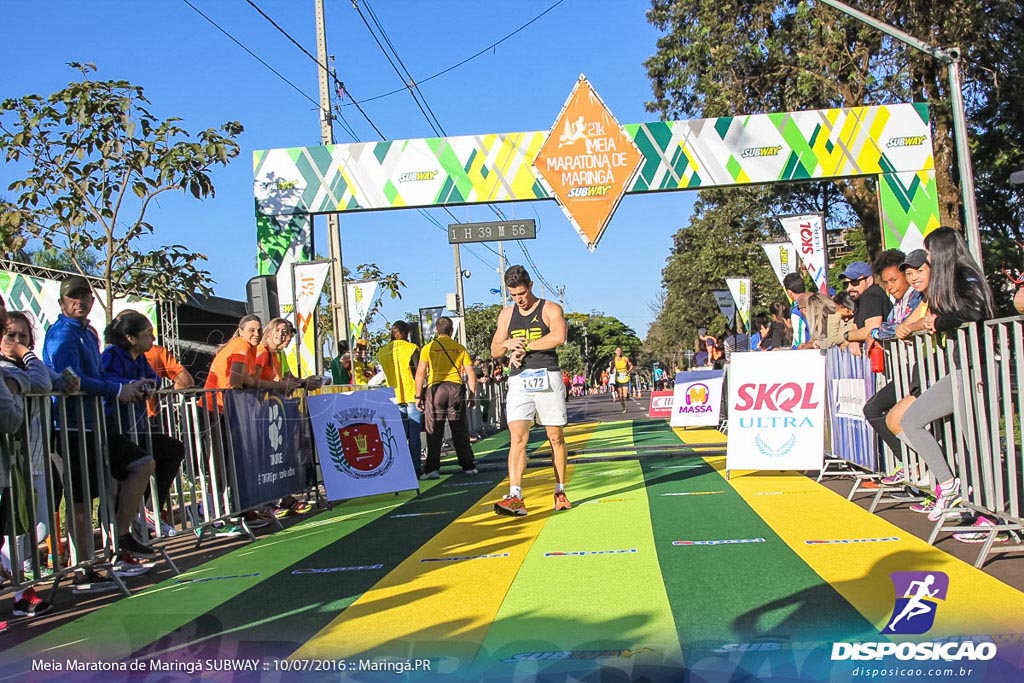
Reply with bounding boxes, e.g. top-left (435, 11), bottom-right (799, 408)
top-left (0, 0), bottom-right (697, 337)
